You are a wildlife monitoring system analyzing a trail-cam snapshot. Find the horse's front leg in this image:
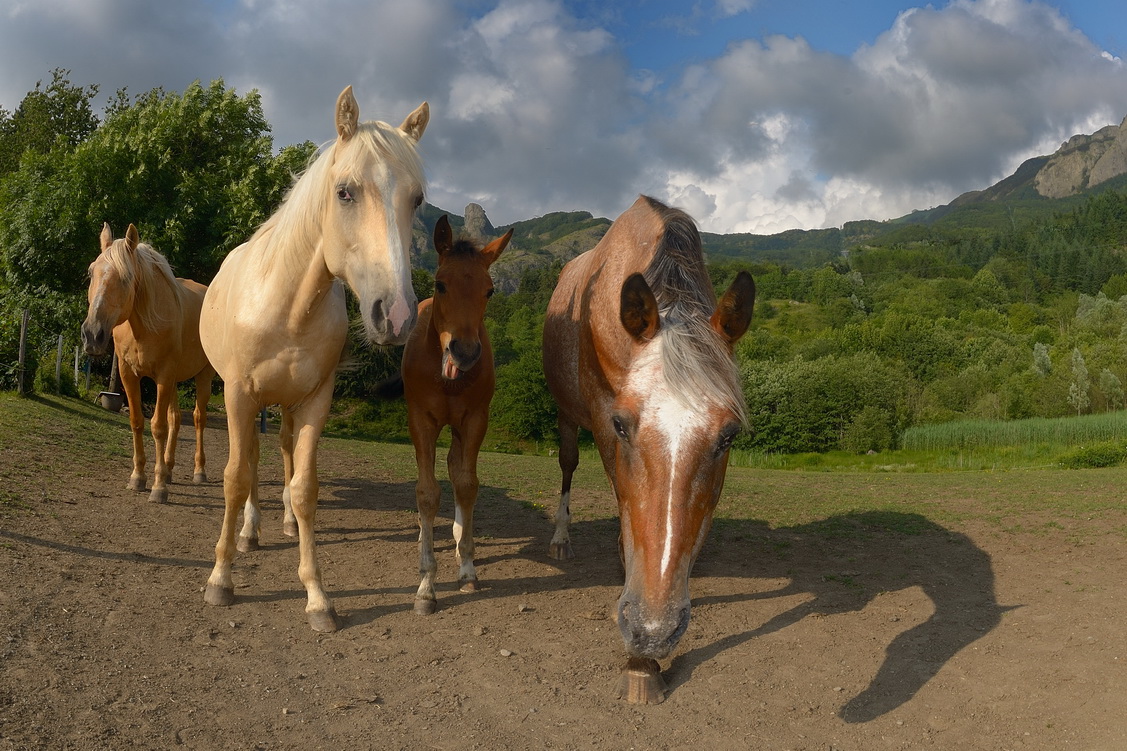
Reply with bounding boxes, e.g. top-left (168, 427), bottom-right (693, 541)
top-left (289, 382), bottom-right (338, 632)
top-left (410, 410), bottom-right (441, 615)
top-left (549, 412), bottom-right (580, 560)
top-left (205, 388), bottom-right (256, 607)
top-left (191, 368), bottom-right (214, 484)
top-left (148, 380), bottom-right (178, 503)
top-left (119, 365), bottom-right (147, 493)
top-left (449, 414), bottom-right (487, 593)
